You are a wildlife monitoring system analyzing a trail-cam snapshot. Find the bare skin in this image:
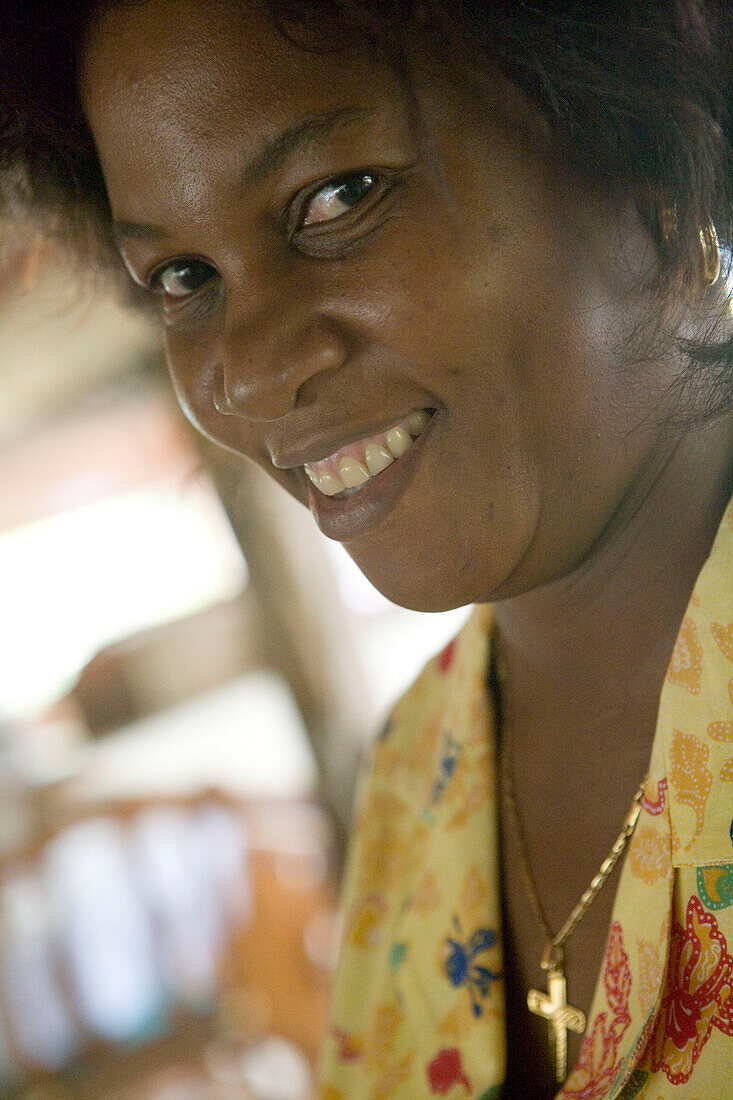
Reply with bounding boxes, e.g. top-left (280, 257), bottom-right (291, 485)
top-left (79, 2), bottom-right (733, 1093)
